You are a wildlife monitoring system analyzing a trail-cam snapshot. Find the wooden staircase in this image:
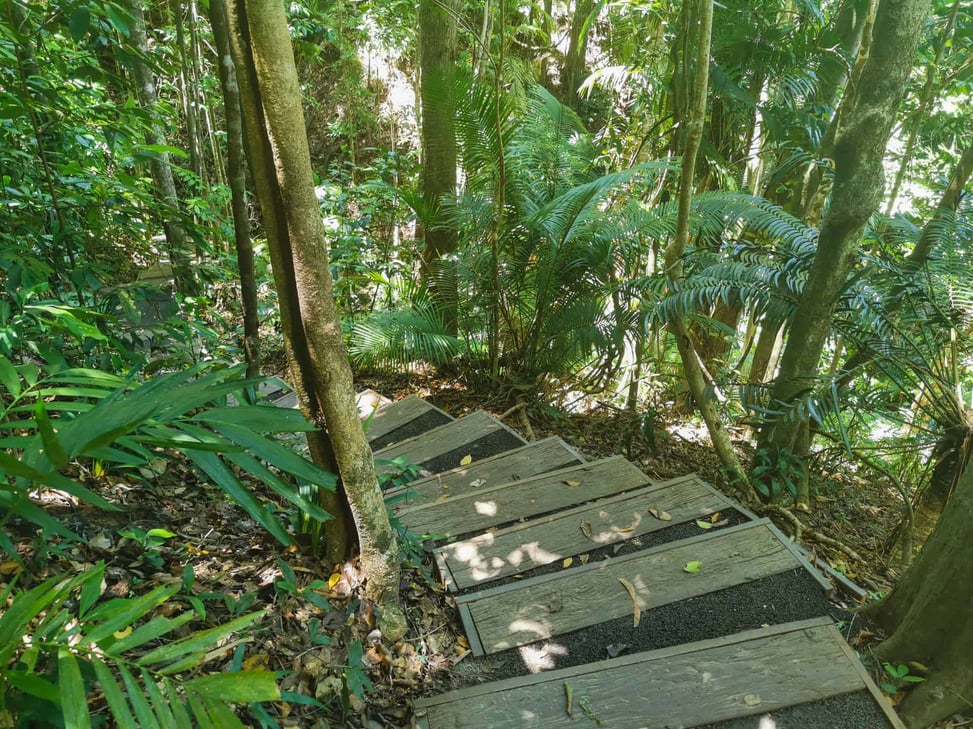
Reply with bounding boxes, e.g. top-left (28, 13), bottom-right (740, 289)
top-left (280, 388), bottom-right (905, 728)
